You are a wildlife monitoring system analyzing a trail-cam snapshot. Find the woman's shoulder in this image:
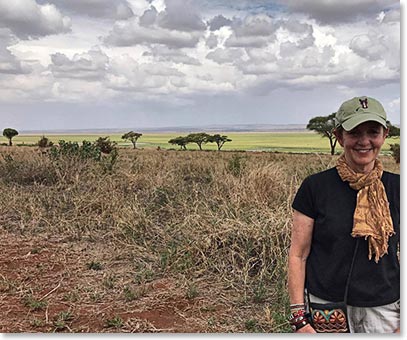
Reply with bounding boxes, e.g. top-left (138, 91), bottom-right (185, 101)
top-left (382, 171), bottom-right (400, 182)
top-left (306, 167), bottom-right (338, 182)
top-left (299, 167), bottom-right (340, 190)
top-left (382, 171), bottom-right (400, 188)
